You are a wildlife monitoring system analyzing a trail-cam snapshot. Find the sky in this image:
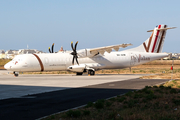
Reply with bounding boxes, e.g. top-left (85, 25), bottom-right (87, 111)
top-left (0, 0), bottom-right (179, 53)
